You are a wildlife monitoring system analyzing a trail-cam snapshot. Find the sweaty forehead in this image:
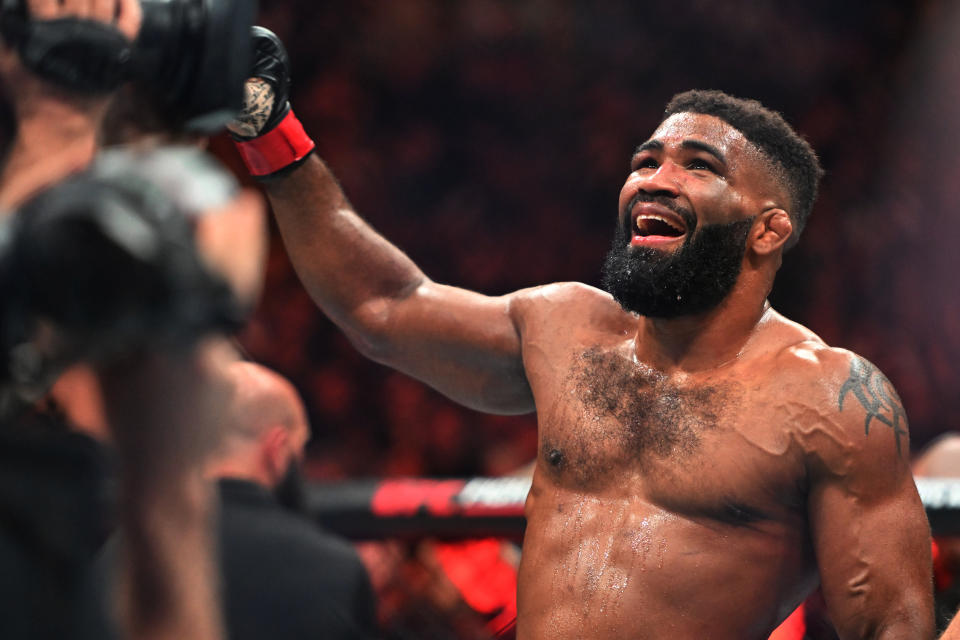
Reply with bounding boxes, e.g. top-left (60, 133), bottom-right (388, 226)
top-left (650, 112), bottom-right (767, 170)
